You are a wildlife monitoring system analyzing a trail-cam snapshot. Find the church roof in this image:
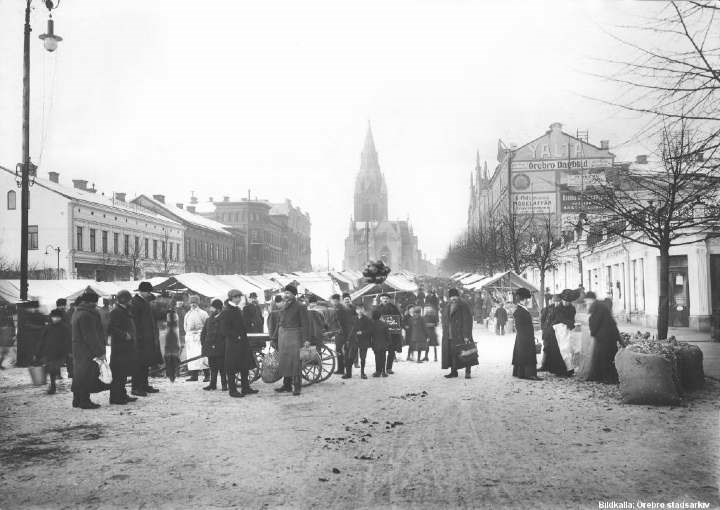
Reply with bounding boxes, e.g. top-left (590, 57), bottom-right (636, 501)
top-left (360, 121), bottom-right (380, 171)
